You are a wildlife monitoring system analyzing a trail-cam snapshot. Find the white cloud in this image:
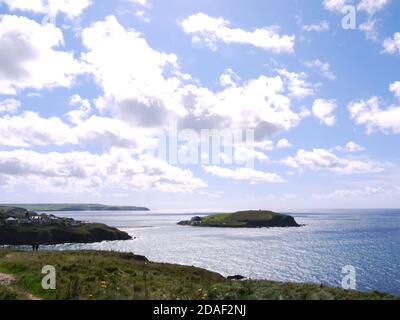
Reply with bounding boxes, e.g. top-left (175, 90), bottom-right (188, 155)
top-left (81, 15), bottom-right (185, 128)
top-left (283, 148), bottom-right (383, 174)
top-left (219, 68), bottom-right (240, 88)
top-left (305, 60), bottom-right (336, 80)
top-left (276, 69), bottom-right (315, 98)
top-left (323, 0), bottom-right (352, 12)
top-left (312, 99), bottom-right (337, 126)
top-left (349, 96), bottom-right (400, 134)
top-left (81, 16), bottom-right (303, 141)
top-left (0, 111), bottom-right (157, 150)
top-left (128, 0), bottom-right (149, 7)
top-left (67, 94), bottom-right (92, 124)
top-left (181, 13), bottom-right (295, 53)
top-left (335, 141), bottom-right (365, 152)
top-left (357, 0), bottom-right (390, 15)
top-left (314, 186), bottom-right (383, 200)
top-left (382, 32), bottom-right (400, 55)
top-left (0, 149), bottom-right (206, 193)
top-left (277, 138), bottom-right (292, 149)
top-left (0, 98), bottom-right (20, 113)
top-left (0, 15), bottom-right (81, 95)
top-left (345, 141), bottom-right (365, 152)
top-left (359, 19), bottom-right (379, 41)
top-left (0, 0), bottom-right (93, 18)
top-left (389, 81), bottom-right (400, 99)
top-left (0, 112), bottom-right (77, 147)
top-left (203, 166), bottom-right (284, 183)
top-left (135, 10), bottom-right (150, 23)
top-left (302, 21), bottom-right (330, 32)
